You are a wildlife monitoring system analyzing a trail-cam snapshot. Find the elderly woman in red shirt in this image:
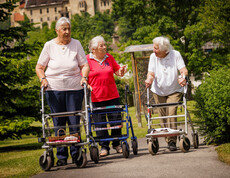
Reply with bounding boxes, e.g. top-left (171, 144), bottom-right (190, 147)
top-left (87, 35), bottom-right (127, 157)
